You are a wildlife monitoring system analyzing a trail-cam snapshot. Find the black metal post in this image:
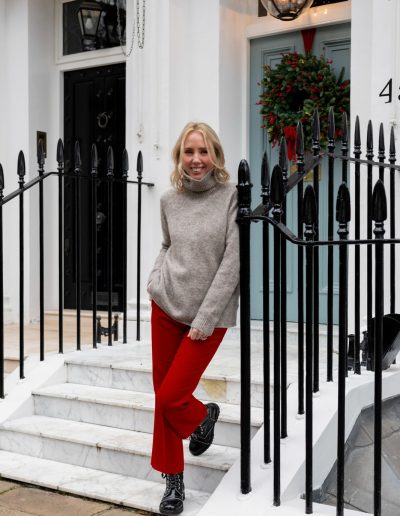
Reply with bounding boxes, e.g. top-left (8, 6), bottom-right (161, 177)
top-left (0, 165), bottom-right (4, 398)
top-left (366, 122), bottom-right (374, 370)
top-left (327, 108), bottom-right (335, 381)
top-left (38, 140), bottom-right (45, 361)
top-left (279, 138), bottom-right (288, 439)
top-left (372, 179), bottom-right (387, 516)
top-left (341, 113), bottom-right (349, 184)
top-left (237, 159), bottom-right (252, 495)
top-left (261, 152), bottom-right (271, 464)
top-left (271, 164), bottom-right (284, 506)
top-left (74, 141), bottom-right (82, 351)
top-left (107, 146), bottom-right (114, 347)
top-left (312, 110), bottom-right (320, 393)
top-left (336, 183), bottom-right (351, 516)
top-left (91, 144), bottom-right (98, 349)
top-left (122, 149), bottom-right (129, 343)
top-left (354, 118), bottom-right (361, 374)
top-left (296, 122), bottom-right (305, 414)
top-left (136, 151), bottom-right (143, 341)
top-left (18, 151), bottom-right (26, 378)
top-left (378, 123), bottom-right (385, 182)
top-left (389, 127), bottom-right (396, 314)
top-left (303, 185), bottom-right (316, 515)
top-left (57, 140), bottom-right (64, 354)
